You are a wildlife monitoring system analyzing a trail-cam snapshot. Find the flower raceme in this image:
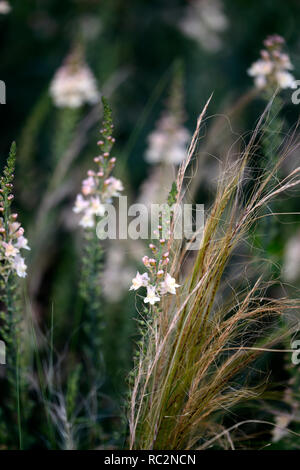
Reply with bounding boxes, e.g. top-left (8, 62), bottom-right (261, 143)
top-left (73, 98), bottom-right (124, 229)
top-left (0, 225), bottom-right (30, 278)
top-left (248, 34), bottom-right (296, 90)
top-left (129, 235), bottom-right (180, 306)
top-left (145, 114), bottom-right (190, 165)
top-left (0, 144), bottom-right (30, 279)
top-left (50, 48), bottom-right (99, 109)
